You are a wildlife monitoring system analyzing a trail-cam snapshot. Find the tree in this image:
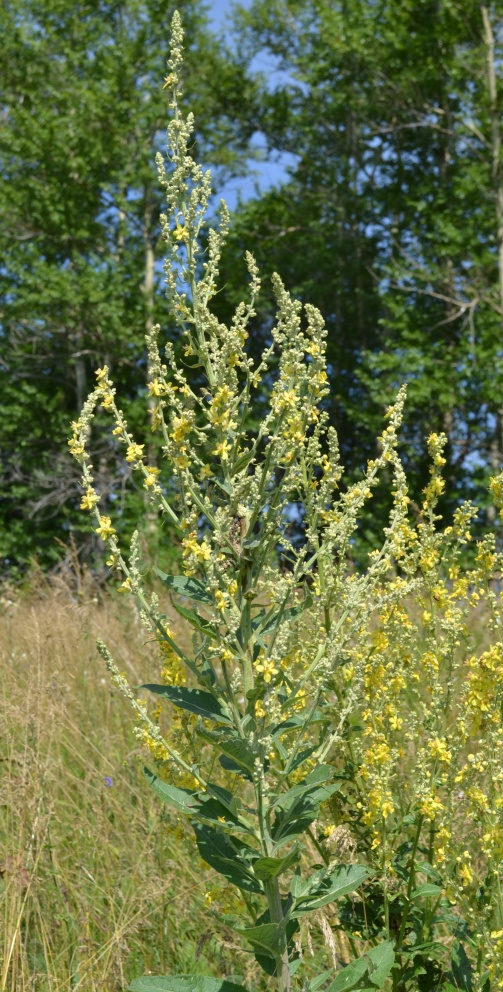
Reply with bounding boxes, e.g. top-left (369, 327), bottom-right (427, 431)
top-left (0, 0), bottom-right (257, 575)
top-left (216, 0), bottom-right (503, 544)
